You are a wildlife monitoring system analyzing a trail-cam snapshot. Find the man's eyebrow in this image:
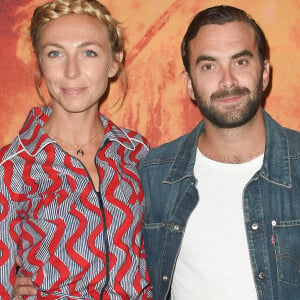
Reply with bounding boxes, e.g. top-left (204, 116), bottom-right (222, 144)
top-left (194, 50), bottom-right (254, 65)
top-left (195, 55), bottom-right (216, 65)
top-left (231, 50), bottom-right (253, 60)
